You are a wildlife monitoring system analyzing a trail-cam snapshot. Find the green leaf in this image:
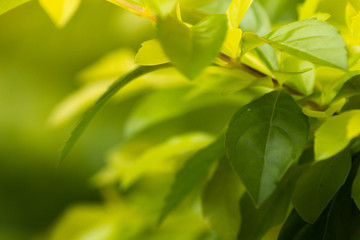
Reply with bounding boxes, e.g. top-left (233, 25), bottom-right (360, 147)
top-left (119, 132), bottom-right (214, 189)
top-left (158, 14), bottom-right (227, 79)
top-left (280, 156), bottom-right (360, 240)
top-left (264, 18), bottom-right (348, 70)
top-left (123, 84), bottom-right (243, 138)
top-left (201, 158), bottom-right (244, 240)
top-left (292, 151), bottom-right (351, 223)
top-left (135, 39), bottom-right (169, 66)
top-left (39, 0), bottom-right (82, 28)
top-left (226, 0), bottom-right (253, 29)
top-left (240, 1), bottom-right (278, 71)
top-left (336, 73), bottom-right (360, 99)
top-left (352, 165), bottom-right (360, 210)
top-left (59, 64), bottom-right (169, 164)
top-left (142, 0), bottom-right (177, 16)
top-left (226, 90), bottom-right (309, 205)
top-left (238, 165), bottom-right (306, 240)
top-left (276, 54), bottom-right (315, 95)
top-left (158, 135), bottom-right (225, 224)
top-left (0, 0), bottom-right (30, 16)
top-left (314, 110), bottom-right (360, 161)
top-left (240, 0), bottom-right (271, 36)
